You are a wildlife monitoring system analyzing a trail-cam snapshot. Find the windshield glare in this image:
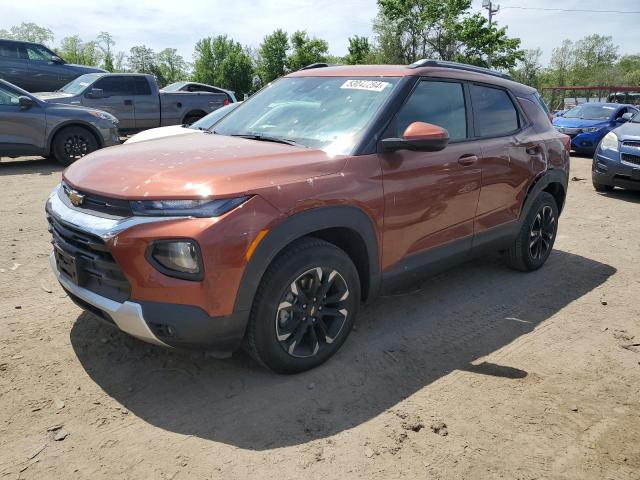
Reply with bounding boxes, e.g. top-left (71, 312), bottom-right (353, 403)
top-left (214, 76), bottom-right (400, 155)
top-left (59, 73), bottom-right (103, 94)
top-left (161, 82), bottom-right (187, 92)
top-left (189, 102), bottom-right (240, 130)
top-left (563, 104), bottom-right (615, 120)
